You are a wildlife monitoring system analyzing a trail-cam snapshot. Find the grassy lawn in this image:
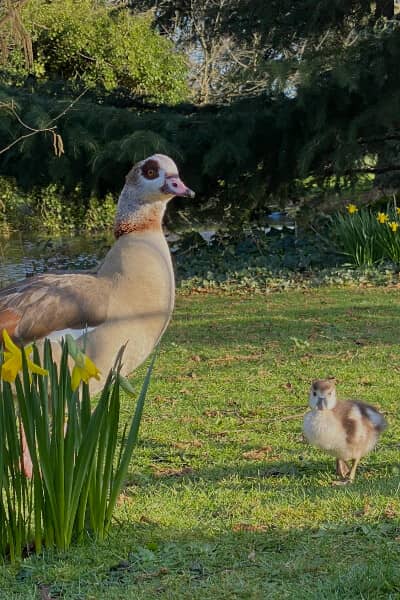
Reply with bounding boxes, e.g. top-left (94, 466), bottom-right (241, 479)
top-left (1, 287), bottom-right (400, 599)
